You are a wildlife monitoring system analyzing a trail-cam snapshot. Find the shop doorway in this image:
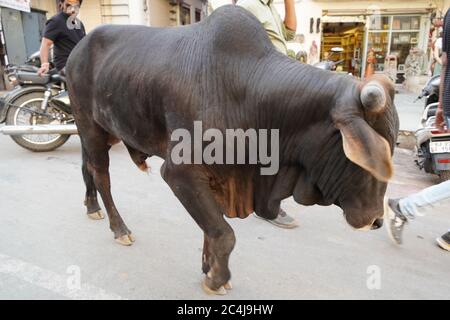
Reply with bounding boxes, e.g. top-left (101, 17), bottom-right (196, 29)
top-left (321, 22), bottom-right (365, 77)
